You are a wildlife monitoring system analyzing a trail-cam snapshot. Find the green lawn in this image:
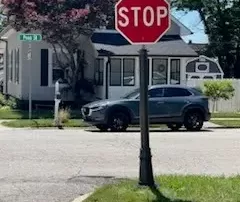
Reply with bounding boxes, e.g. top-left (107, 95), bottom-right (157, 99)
top-left (1, 119), bottom-right (88, 128)
top-left (0, 109), bottom-right (82, 119)
top-left (84, 175), bottom-right (240, 202)
top-left (212, 112), bottom-right (240, 118)
top-left (1, 119), bottom-right (167, 129)
top-left (0, 109), bottom-right (240, 119)
top-left (211, 120), bottom-right (240, 128)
